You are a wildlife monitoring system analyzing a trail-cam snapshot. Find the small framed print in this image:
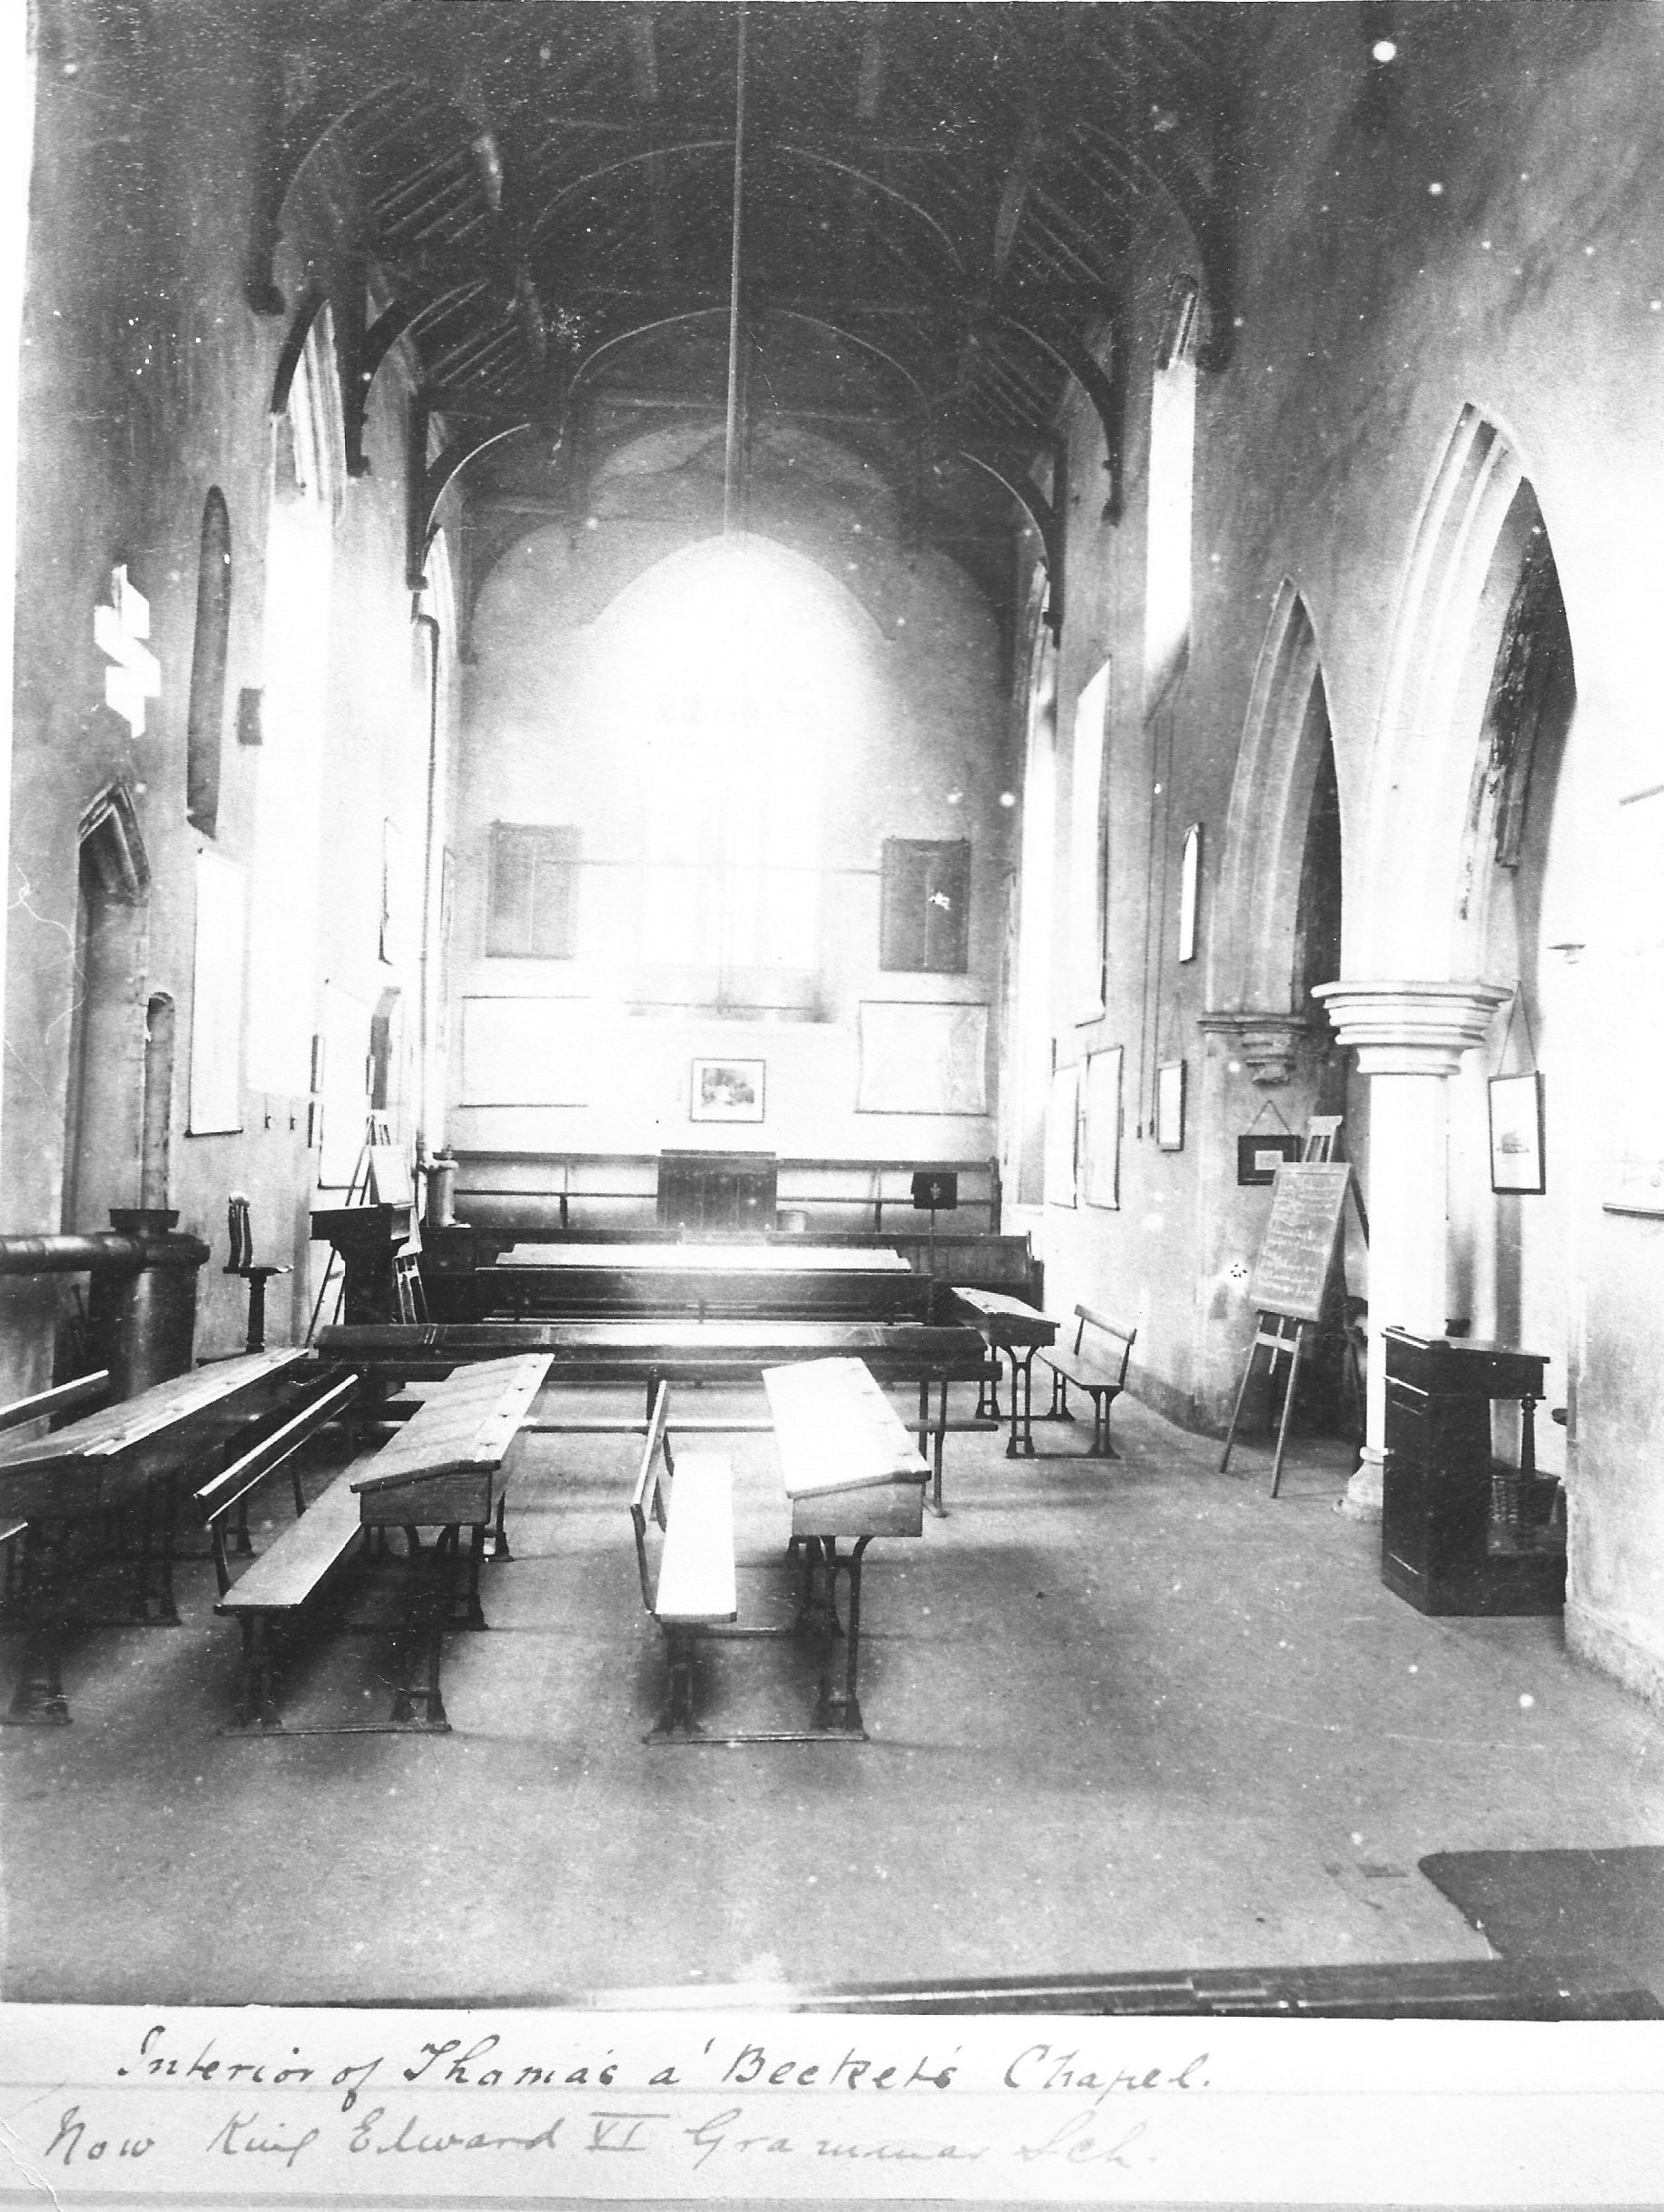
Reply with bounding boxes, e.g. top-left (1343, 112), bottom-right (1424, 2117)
top-left (1177, 823), bottom-right (1202, 963)
top-left (691, 1056), bottom-right (765, 1124)
top-left (1489, 1071), bottom-right (1545, 1193)
top-left (1237, 1131), bottom-right (1303, 1184)
top-left (1156, 1060), bottom-right (1186, 1151)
